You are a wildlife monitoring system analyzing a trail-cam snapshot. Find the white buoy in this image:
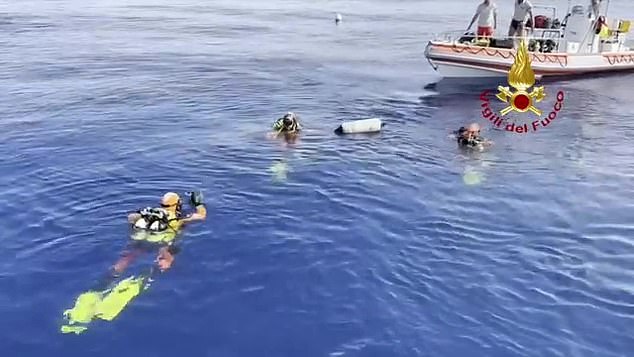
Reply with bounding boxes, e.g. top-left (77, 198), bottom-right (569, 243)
top-left (334, 118), bottom-right (384, 134)
top-left (335, 13), bottom-right (342, 24)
